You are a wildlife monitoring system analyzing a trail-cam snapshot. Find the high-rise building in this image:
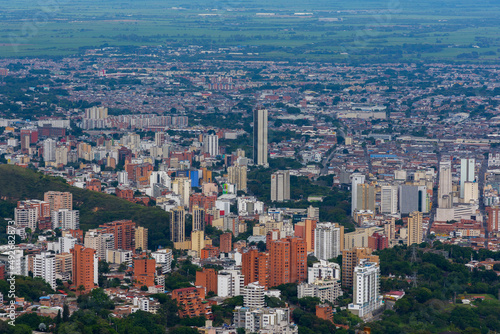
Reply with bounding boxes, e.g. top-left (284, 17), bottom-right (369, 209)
top-left (217, 270), bottom-right (244, 297)
top-left (253, 109), bottom-right (268, 167)
top-left (99, 220), bottom-right (136, 251)
top-left (170, 206), bottom-right (186, 243)
top-left (220, 232), bottom-right (233, 253)
top-left (294, 219), bottom-right (317, 252)
top-left (356, 183), bottom-right (375, 212)
top-left (84, 230), bottom-right (115, 260)
top-left (342, 248), bottom-right (379, 288)
top-left (55, 253), bottom-right (72, 278)
top-left (203, 134), bottom-right (219, 156)
top-left (242, 248), bottom-right (269, 287)
top-left (348, 259), bottom-right (383, 319)
top-left (399, 185), bottom-right (428, 215)
top-left (243, 282), bottom-right (265, 308)
top-left (460, 158), bottom-right (475, 199)
top-left (486, 206), bottom-right (500, 233)
top-left (133, 257), bottom-right (156, 287)
top-left (380, 185), bottom-right (398, 214)
top-left (271, 170), bottom-right (290, 202)
top-left (172, 177), bottom-right (191, 207)
top-left (192, 206), bottom-right (205, 233)
top-left (463, 182), bottom-right (478, 204)
top-left (351, 174), bottom-right (366, 215)
top-left (55, 146), bottom-right (68, 166)
top-left (151, 248), bottom-right (173, 274)
top-left (438, 160), bottom-right (453, 208)
top-left (51, 209), bottom-right (79, 230)
top-left (314, 223), bottom-right (342, 261)
top-left (191, 230), bottom-right (207, 256)
top-left (196, 268), bottom-right (218, 295)
top-left (33, 252), bottom-right (56, 290)
top-left (135, 226), bottom-right (148, 251)
top-left (269, 237), bottom-right (307, 288)
top-left (228, 165), bottom-right (248, 192)
top-left (44, 191), bottom-right (73, 212)
top-left (407, 211), bottom-right (423, 246)
top-left (85, 106), bottom-right (108, 119)
top-left (71, 244), bottom-right (98, 293)
top-left (307, 205), bottom-right (320, 220)
top-left (43, 138), bottom-right (56, 162)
